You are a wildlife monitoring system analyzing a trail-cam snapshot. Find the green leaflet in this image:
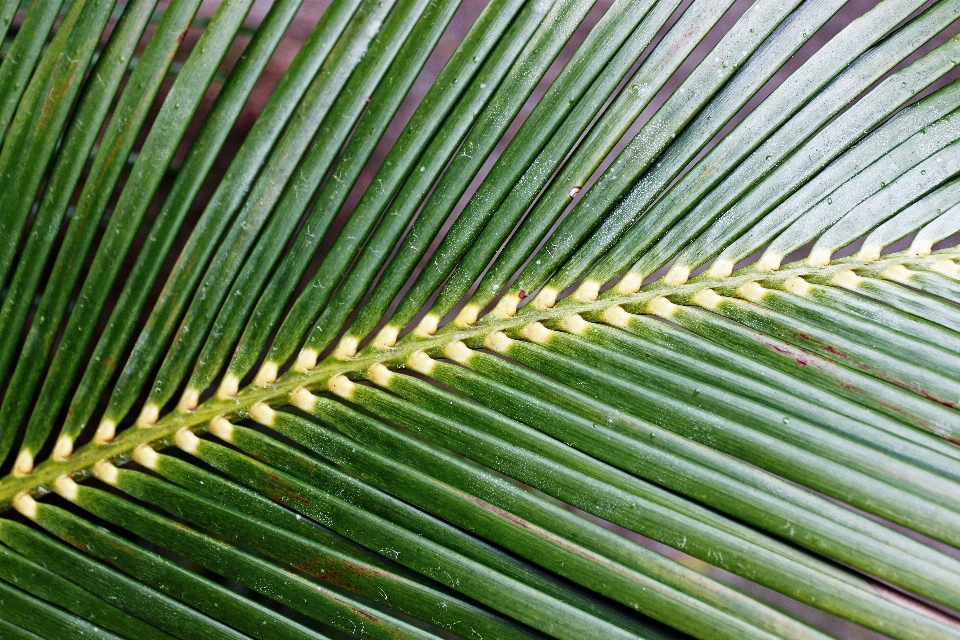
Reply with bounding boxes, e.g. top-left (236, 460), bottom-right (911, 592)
top-left (2, 2), bottom-right (960, 639)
